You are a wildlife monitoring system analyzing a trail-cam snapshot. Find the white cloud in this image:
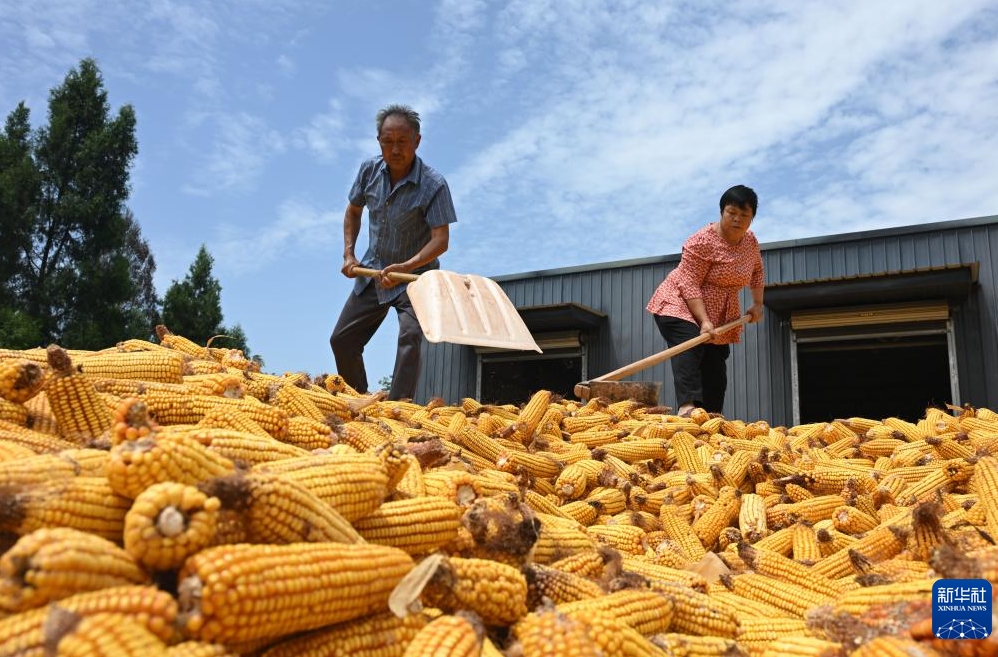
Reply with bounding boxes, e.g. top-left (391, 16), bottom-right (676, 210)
top-left (182, 112), bottom-right (287, 195)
